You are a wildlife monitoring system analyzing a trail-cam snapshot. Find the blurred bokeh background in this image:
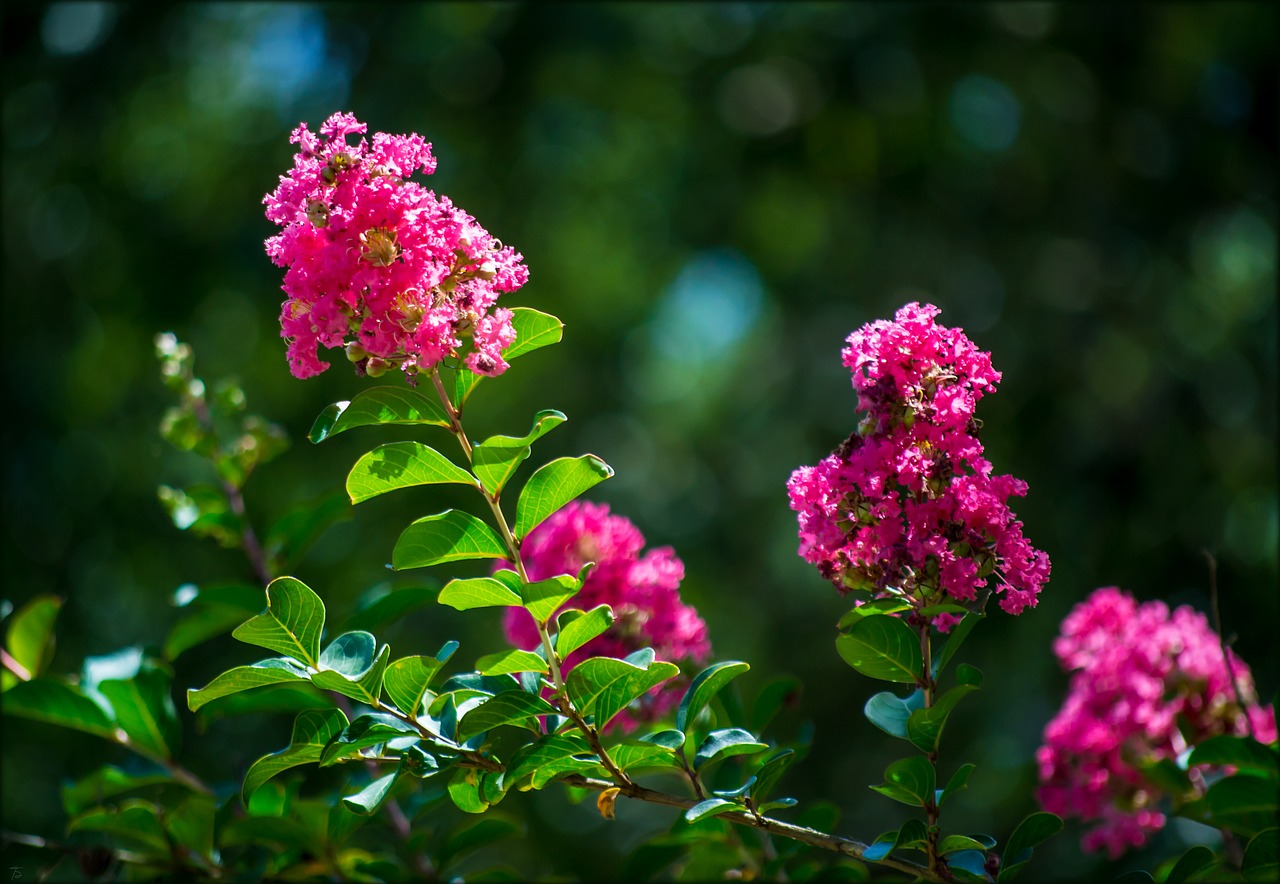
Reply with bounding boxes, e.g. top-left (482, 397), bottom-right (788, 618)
top-left (3, 2), bottom-right (1276, 880)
